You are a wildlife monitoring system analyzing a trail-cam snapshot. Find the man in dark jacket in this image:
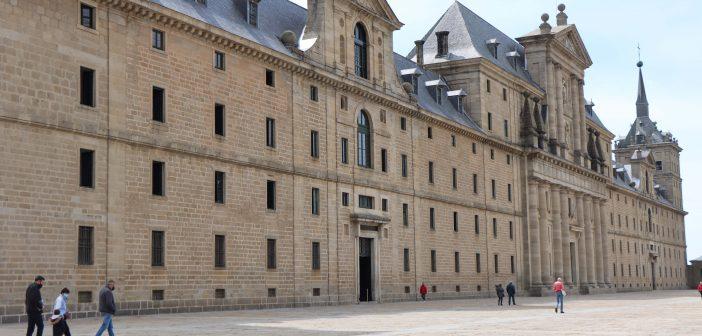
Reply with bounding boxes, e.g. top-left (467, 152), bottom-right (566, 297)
top-left (25, 275), bottom-right (45, 336)
top-left (506, 282), bottom-right (517, 306)
top-left (95, 280), bottom-right (116, 336)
